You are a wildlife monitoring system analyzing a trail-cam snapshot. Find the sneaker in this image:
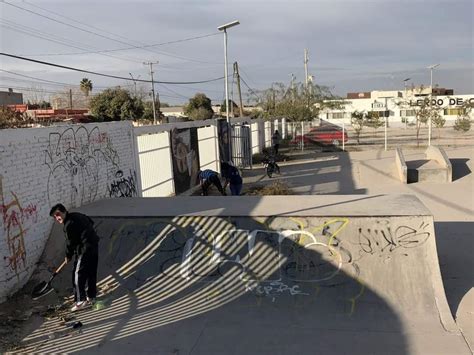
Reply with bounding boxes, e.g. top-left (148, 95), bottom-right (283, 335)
top-left (71, 301), bottom-right (88, 312)
top-left (86, 297), bottom-right (96, 305)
